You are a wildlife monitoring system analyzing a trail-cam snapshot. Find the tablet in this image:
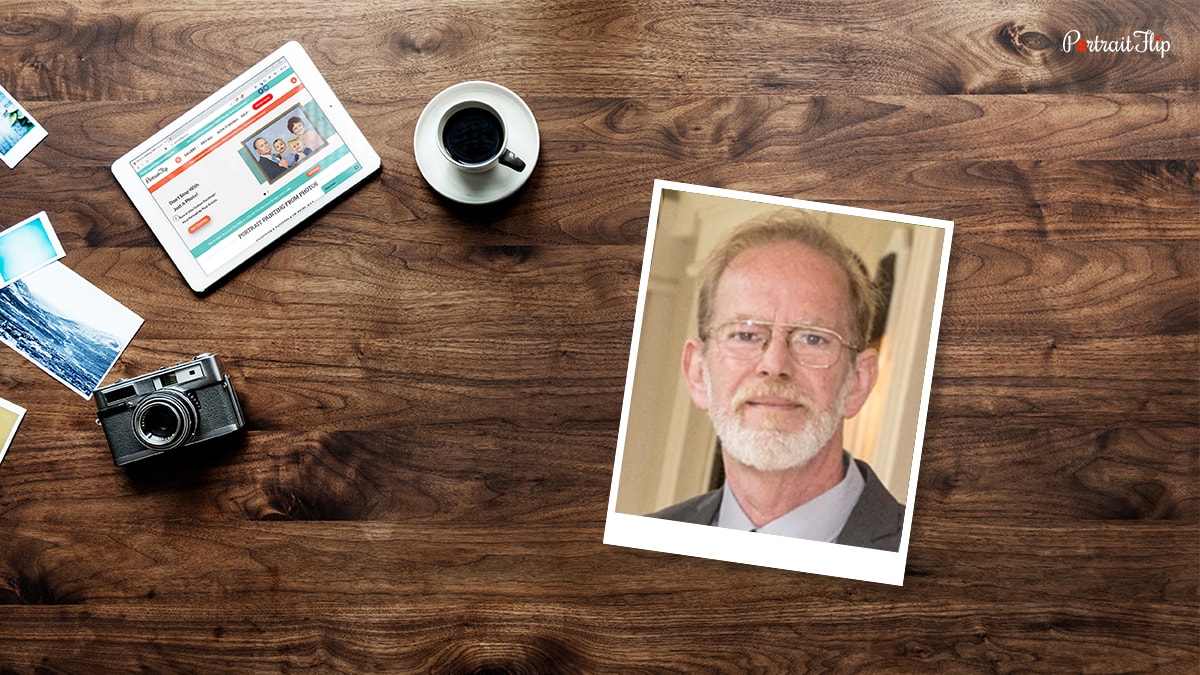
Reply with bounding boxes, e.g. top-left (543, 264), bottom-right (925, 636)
top-left (112, 41), bottom-right (380, 292)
